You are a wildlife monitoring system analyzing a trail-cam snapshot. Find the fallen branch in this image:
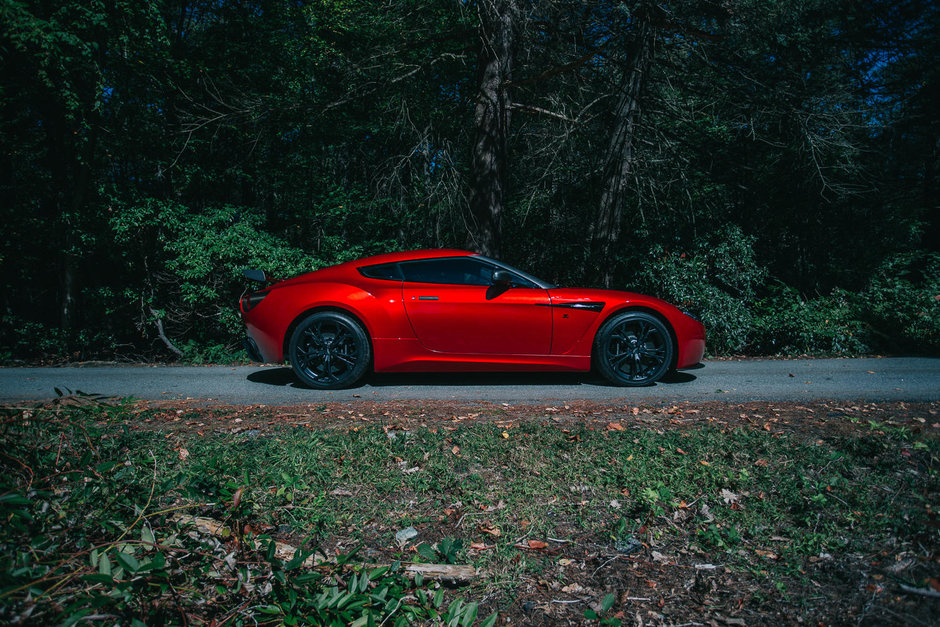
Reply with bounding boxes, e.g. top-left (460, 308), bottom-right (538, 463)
top-left (149, 306), bottom-right (183, 359)
top-left (899, 584), bottom-right (940, 599)
top-left (171, 514), bottom-right (482, 583)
